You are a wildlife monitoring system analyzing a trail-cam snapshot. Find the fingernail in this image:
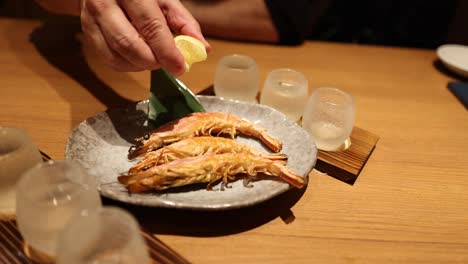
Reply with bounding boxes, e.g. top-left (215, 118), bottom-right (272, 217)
top-left (168, 62), bottom-right (185, 76)
top-left (205, 41), bottom-right (212, 53)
